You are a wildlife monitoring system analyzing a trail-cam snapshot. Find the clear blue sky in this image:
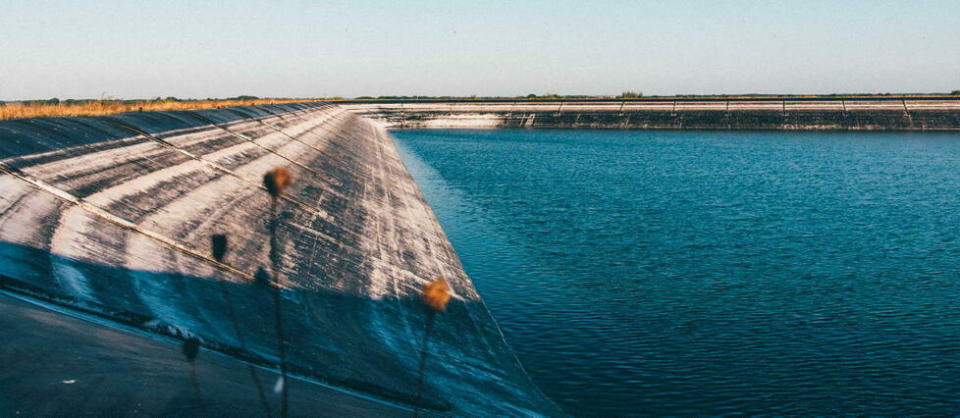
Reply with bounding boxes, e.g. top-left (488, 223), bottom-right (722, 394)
top-left (1, 0), bottom-right (958, 100)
